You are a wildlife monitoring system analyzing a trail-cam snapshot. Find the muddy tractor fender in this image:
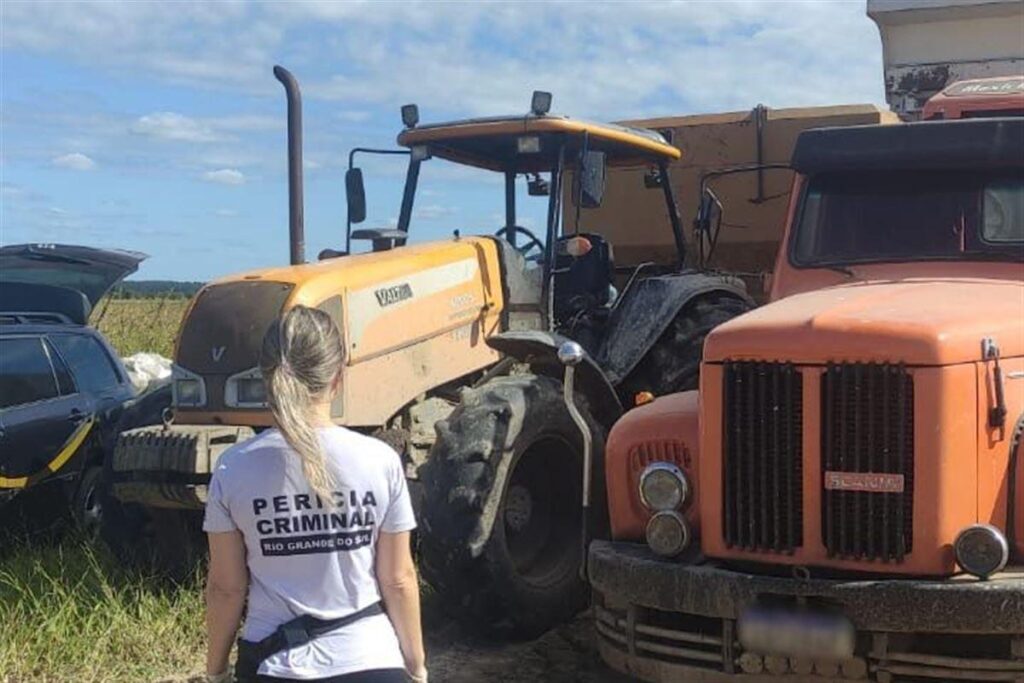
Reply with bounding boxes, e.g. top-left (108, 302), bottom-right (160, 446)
top-left (486, 330), bottom-right (623, 427)
top-left (599, 273), bottom-right (752, 385)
